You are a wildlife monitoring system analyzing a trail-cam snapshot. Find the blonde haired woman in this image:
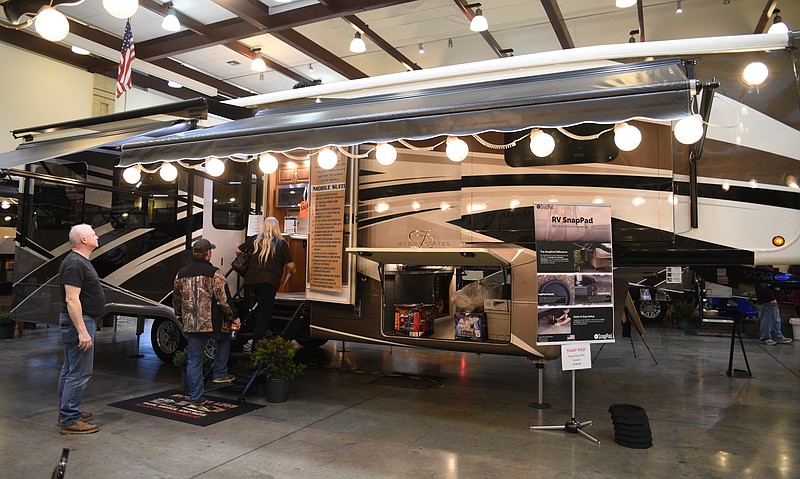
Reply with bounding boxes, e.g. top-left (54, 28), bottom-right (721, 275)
top-left (236, 217), bottom-right (296, 342)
